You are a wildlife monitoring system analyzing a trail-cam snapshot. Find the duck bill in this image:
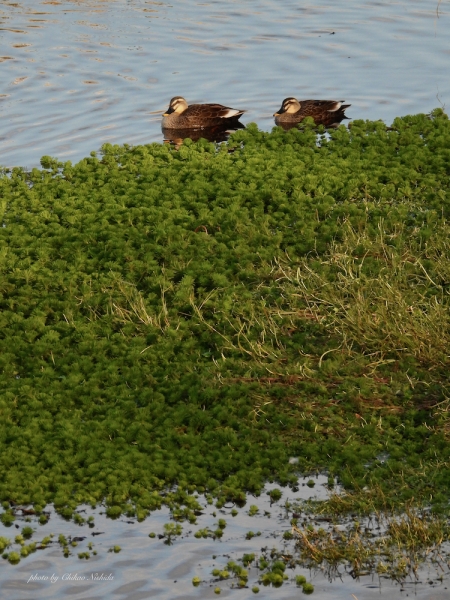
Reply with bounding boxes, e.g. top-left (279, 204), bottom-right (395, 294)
top-left (273, 105), bottom-right (285, 116)
top-left (164, 106), bottom-right (175, 116)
